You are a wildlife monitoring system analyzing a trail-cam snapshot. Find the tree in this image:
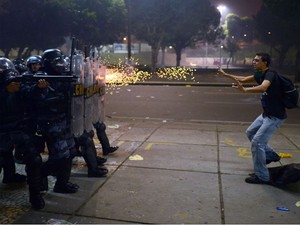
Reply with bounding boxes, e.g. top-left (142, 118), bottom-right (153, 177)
top-left (254, 5), bottom-right (292, 68)
top-left (130, 0), bottom-right (170, 72)
top-left (130, 0), bottom-right (221, 70)
top-left (65, 0), bottom-right (126, 47)
top-left (164, 0), bottom-right (221, 66)
top-left (258, 0), bottom-right (300, 81)
top-left (222, 14), bottom-right (254, 66)
top-left (223, 37), bottom-right (240, 68)
top-left (254, 1), bottom-right (300, 79)
top-left (0, 0), bottom-right (126, 58)
top-left (0, 0), bottom-right (71, 57)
